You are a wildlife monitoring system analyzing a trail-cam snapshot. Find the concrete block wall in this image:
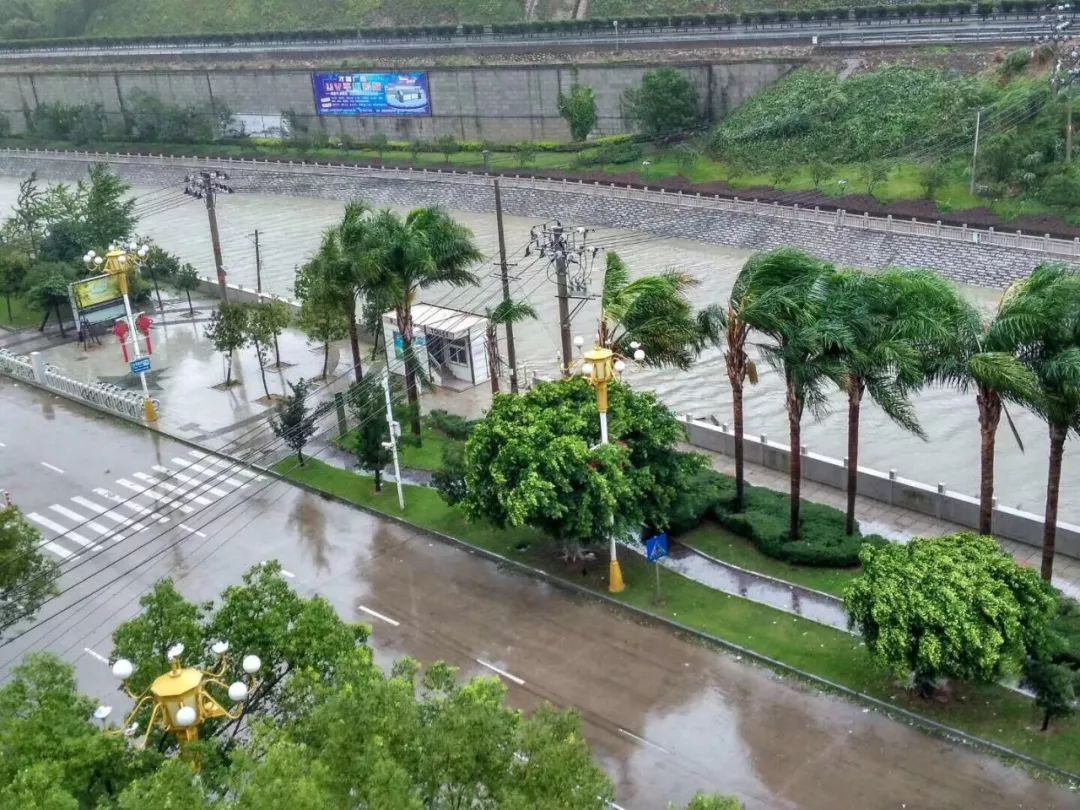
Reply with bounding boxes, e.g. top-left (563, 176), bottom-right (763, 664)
top-left (0, 60), bottom-right (802, 143)
top-left (681, 417), bottom-right (1080, 557)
